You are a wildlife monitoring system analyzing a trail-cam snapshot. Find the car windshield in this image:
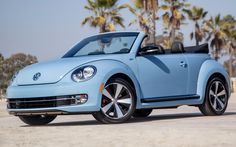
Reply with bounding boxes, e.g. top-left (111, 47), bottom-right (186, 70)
top-left (63, 32), bottom-right (138, 57)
